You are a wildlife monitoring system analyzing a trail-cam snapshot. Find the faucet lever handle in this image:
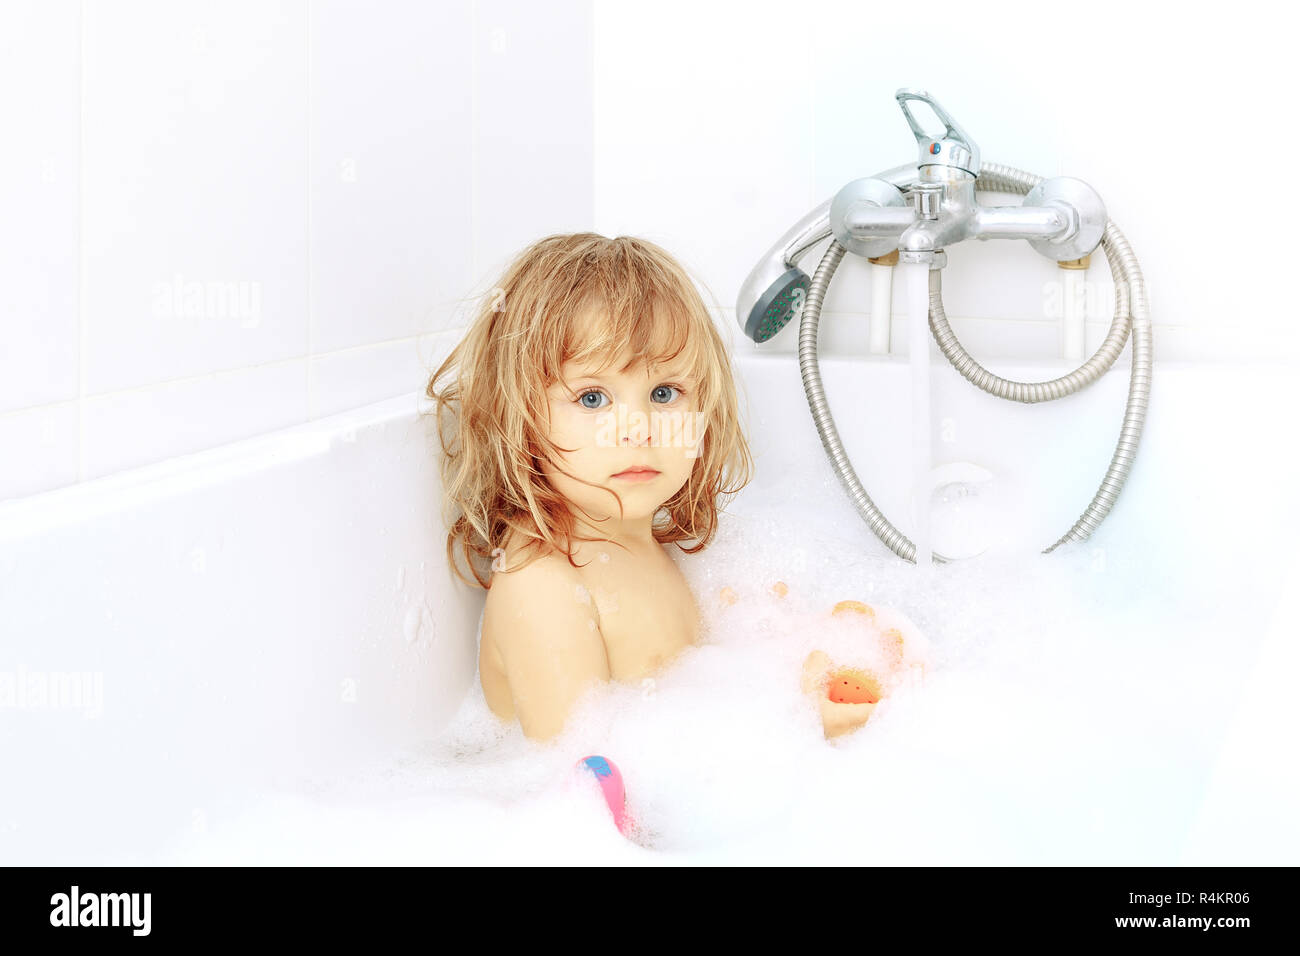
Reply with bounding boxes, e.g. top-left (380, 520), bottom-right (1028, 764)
top-left (894, 88), bottom-right (981, 176)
